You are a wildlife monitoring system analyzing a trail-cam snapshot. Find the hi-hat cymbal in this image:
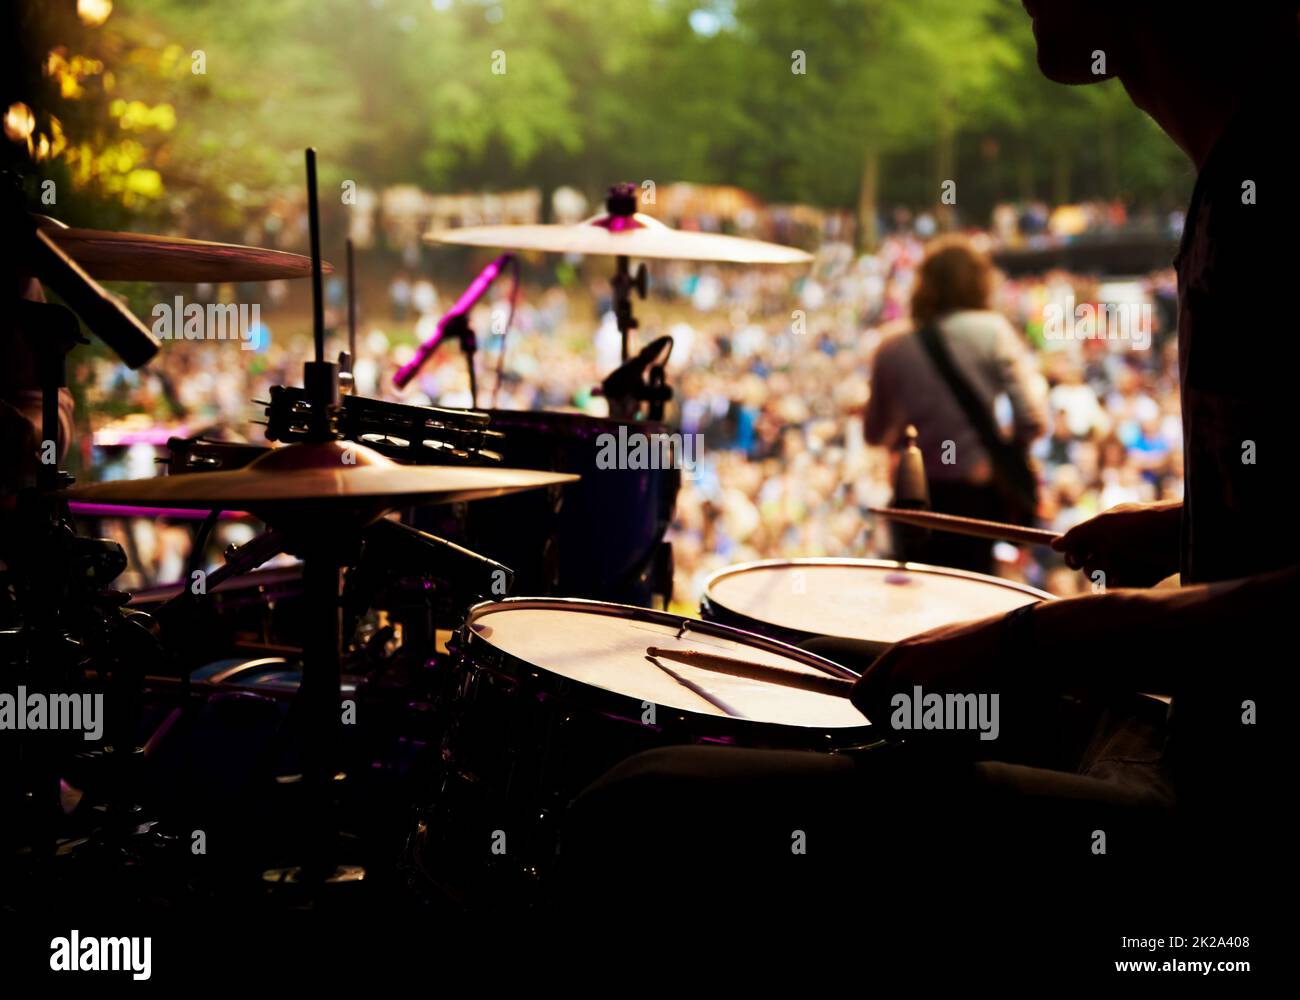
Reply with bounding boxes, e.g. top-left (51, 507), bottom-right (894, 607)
top-left (428, 212), bottom-right (812, 264)
top-left (60, 440), bottom-right (576, 514)
top-left (35, 217), bottom-right (331, 282)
